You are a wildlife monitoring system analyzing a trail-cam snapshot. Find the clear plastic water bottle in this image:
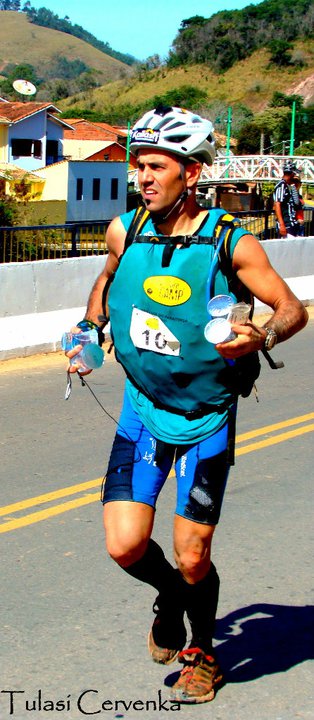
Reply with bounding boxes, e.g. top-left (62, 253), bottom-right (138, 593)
top-left (61, 329), bottom-right (104, 371)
